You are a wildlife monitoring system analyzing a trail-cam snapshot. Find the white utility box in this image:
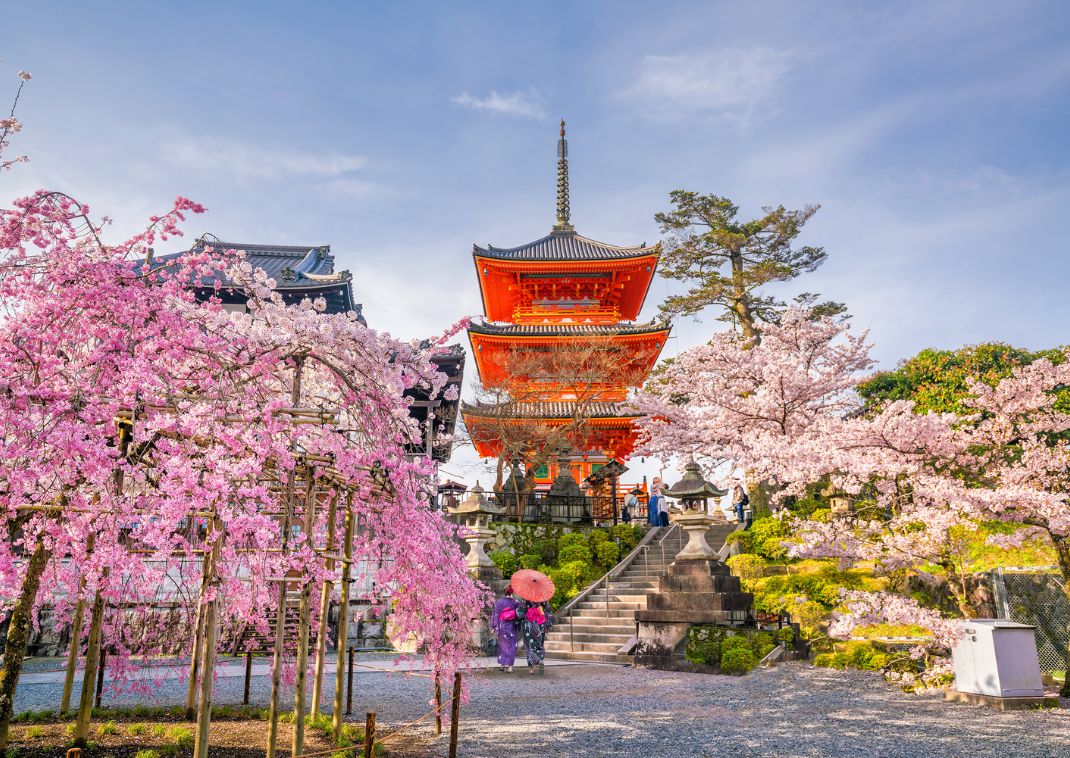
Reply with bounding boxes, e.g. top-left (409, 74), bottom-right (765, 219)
top-left (951, 619), bottom-right (1044, 697)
